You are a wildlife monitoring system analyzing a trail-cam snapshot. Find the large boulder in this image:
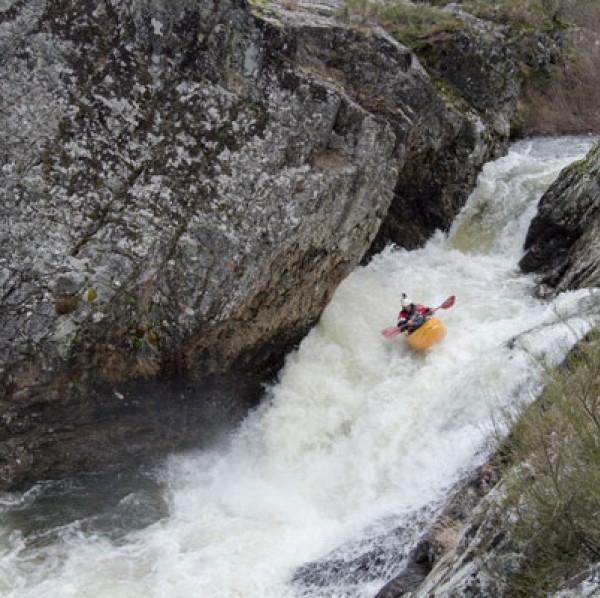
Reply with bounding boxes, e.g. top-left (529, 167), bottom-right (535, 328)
top-left (0, 0), bottom-right (515, 489)
top-left (520, 142), bottom-right (600, 292)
